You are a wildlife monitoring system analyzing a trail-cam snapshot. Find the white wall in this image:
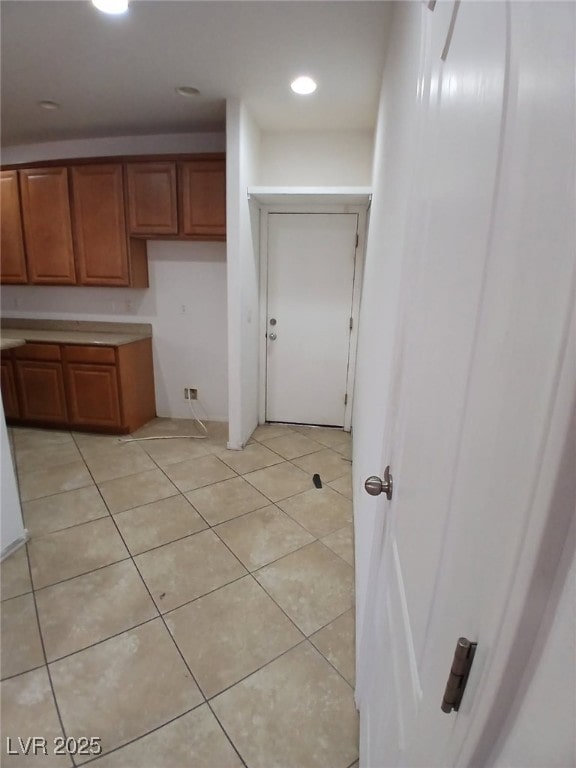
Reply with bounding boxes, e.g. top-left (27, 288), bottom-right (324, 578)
top-left (1, 398), bottom-right (26, 558)
top-left (0, 132), bottom-right (225, 164)
top-left (226, 99), bottom-right (261, 449)
top-left (258, 131), bottom-right (373, 186)
top-left (0, 133), bottom-right (229, 422)
top-left (2, 242), bottom-right (228, 420)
